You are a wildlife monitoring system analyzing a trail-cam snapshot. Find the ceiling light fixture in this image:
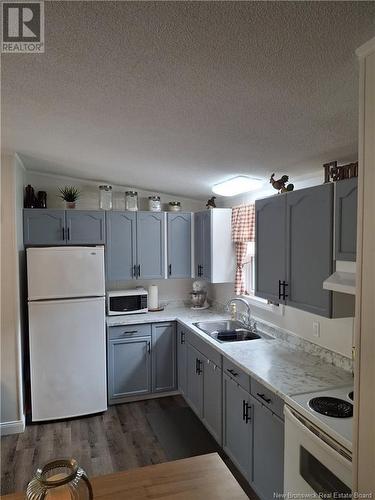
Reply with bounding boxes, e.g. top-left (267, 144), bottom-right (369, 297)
top-left (212, 176), bottom-right (263, 196)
